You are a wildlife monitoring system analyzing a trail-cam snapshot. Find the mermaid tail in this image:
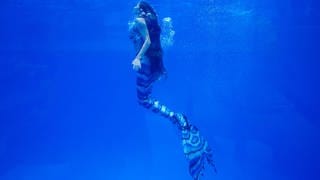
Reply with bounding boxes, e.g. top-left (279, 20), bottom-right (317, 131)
top-left (135, 68), bottom-right (216, 179)
top-left (182, 125), bottom-right (217, 179)
top-left (138, 97), bottom-right (217, 179)
top-left (173, 113), bottom-right (217, 180)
